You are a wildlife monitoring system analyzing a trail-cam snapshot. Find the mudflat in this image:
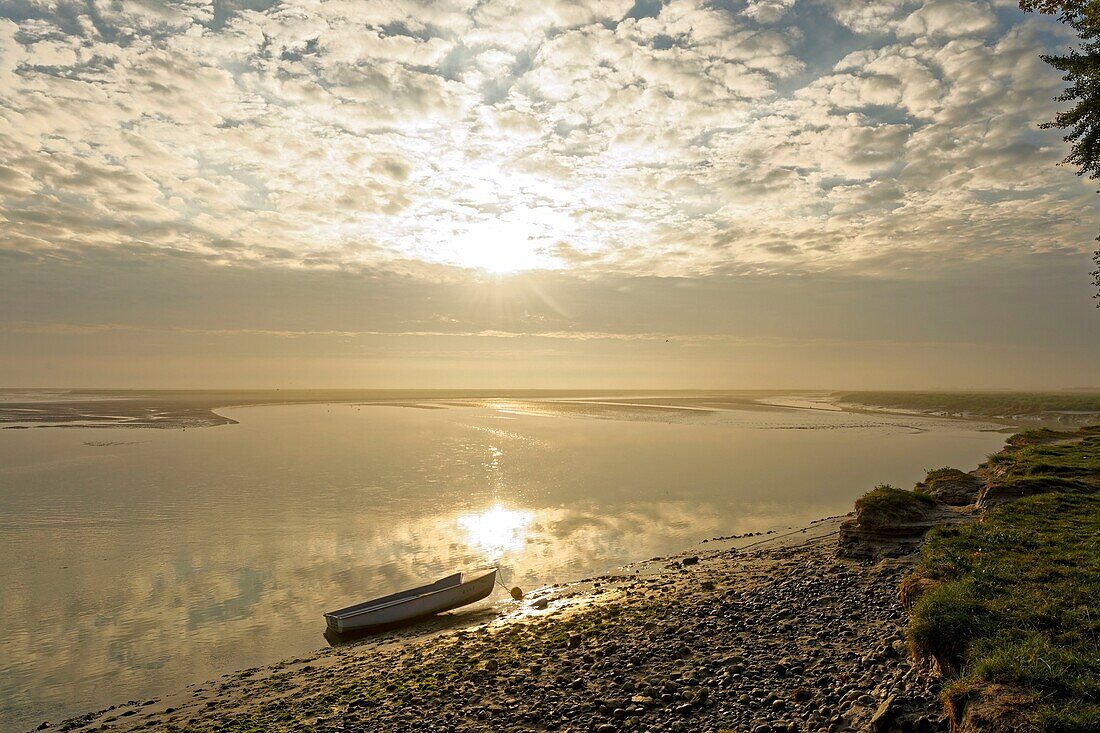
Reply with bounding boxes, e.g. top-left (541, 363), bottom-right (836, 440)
top-left (0, 389), bottom-right (828, 429)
